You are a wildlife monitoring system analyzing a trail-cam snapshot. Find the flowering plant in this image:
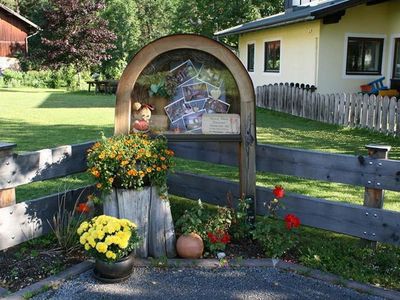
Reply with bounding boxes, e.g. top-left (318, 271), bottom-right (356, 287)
top-left (77, 215), bottom-right (140, 262)
top-left (87, 133), bottom-right (174, 196)
top-left (252, 185), bottom-right (301, 258)
top-left (206, 230), bottom-right (231, 253)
